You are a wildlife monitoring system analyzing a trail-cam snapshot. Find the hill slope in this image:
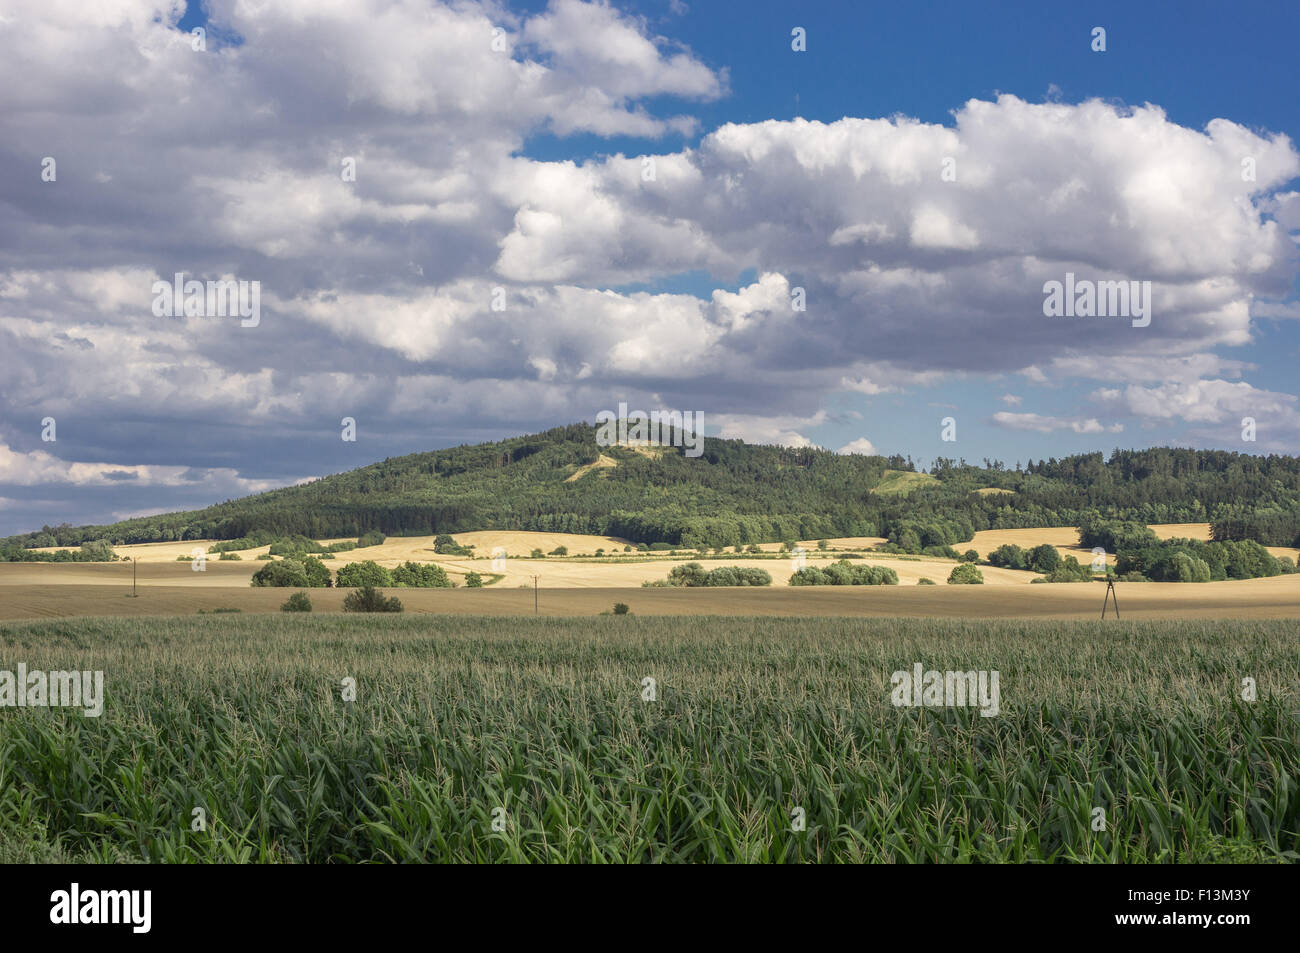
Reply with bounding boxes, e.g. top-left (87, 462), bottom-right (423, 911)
top-left (6, 425), bottom-right (1300, 551)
